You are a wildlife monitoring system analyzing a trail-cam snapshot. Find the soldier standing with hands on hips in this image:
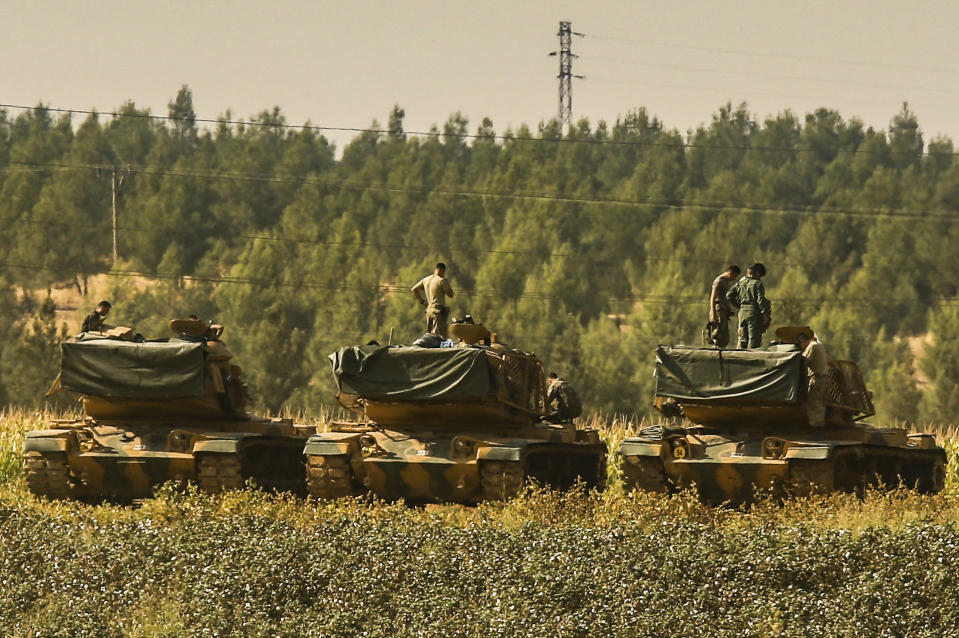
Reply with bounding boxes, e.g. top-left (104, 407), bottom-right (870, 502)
top-left (411, 262), bottom-right (454, 339)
